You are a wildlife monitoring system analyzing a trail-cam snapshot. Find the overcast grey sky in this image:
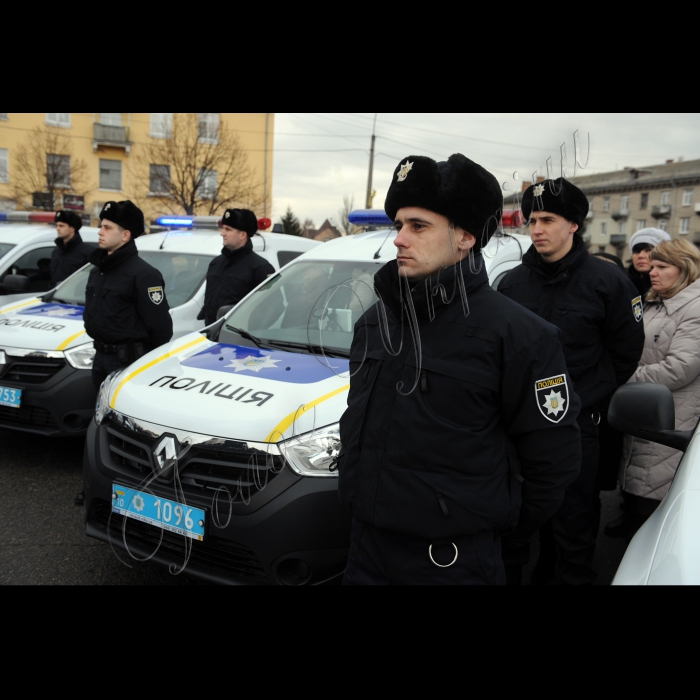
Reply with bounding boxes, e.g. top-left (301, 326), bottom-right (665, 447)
top-left (270, 113), bottom-right (700, 228)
